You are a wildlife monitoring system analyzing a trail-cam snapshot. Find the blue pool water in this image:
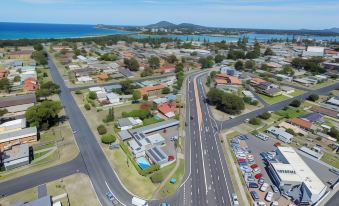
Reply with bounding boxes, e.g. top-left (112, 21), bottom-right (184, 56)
top-left (136, 157), bottom-right (151, 170)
